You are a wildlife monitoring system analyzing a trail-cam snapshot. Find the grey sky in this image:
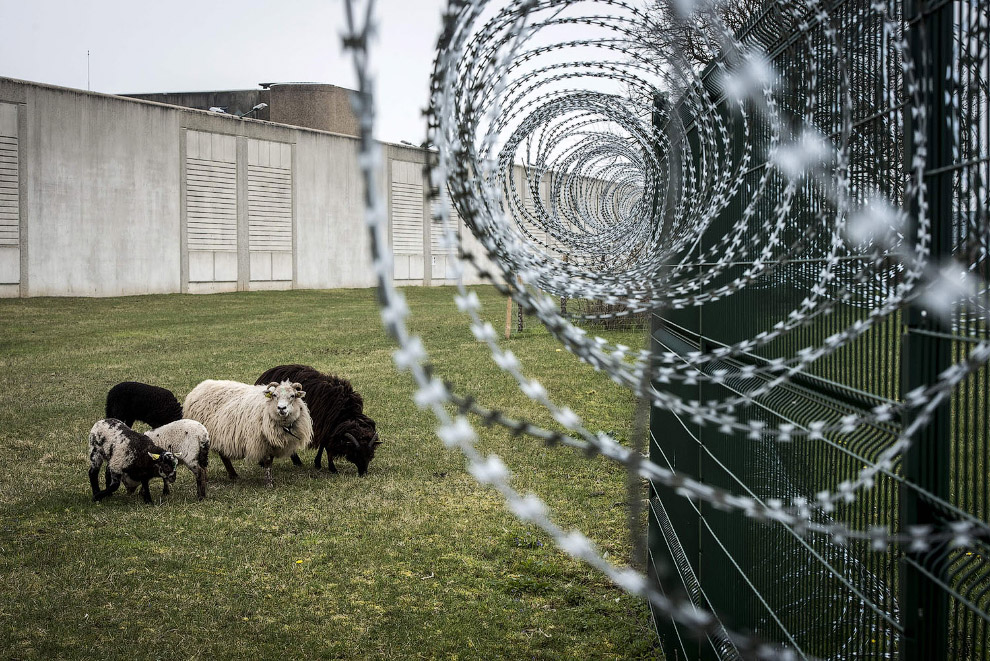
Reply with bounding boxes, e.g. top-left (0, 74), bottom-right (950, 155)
top-left (0, 0), bottom-right (447, 144)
